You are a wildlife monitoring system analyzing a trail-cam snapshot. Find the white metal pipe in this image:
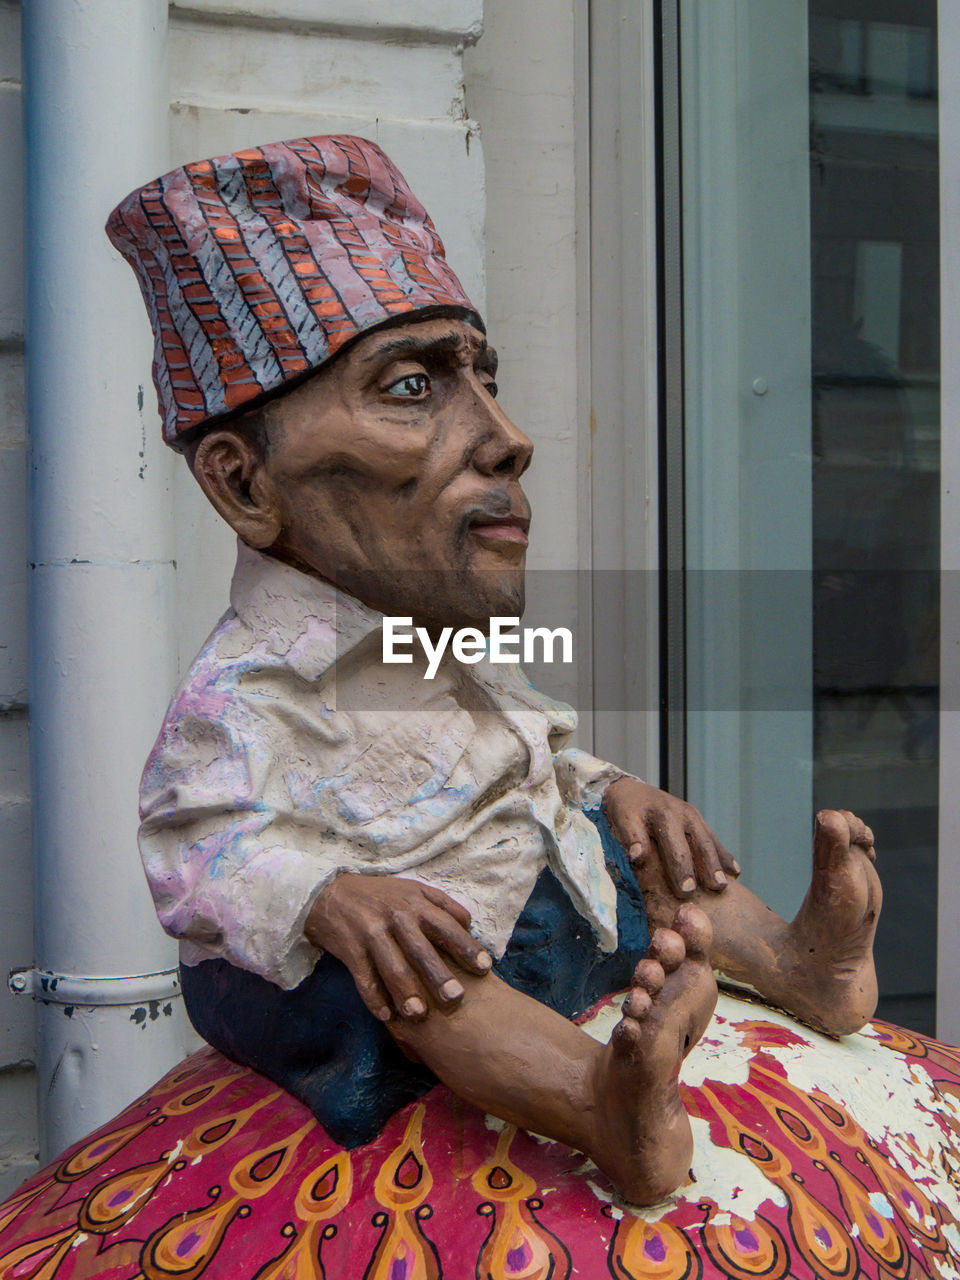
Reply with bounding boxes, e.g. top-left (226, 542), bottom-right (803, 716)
top-left (9, 968), bottom-right (181, 1007)
top-left (939, 0), bottom-right (960, 1046)
top-left (22, 0), bottom-right (191, 1158)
